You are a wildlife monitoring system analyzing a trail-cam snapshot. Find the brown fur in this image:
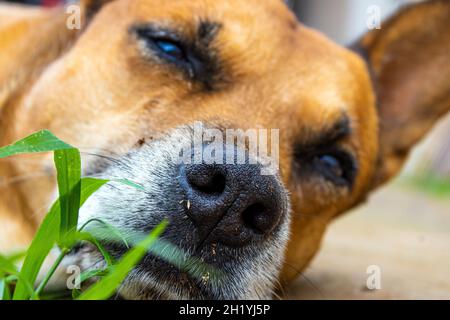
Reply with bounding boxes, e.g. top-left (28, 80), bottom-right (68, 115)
top-left (0, 0), bottom-right (448, 287)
